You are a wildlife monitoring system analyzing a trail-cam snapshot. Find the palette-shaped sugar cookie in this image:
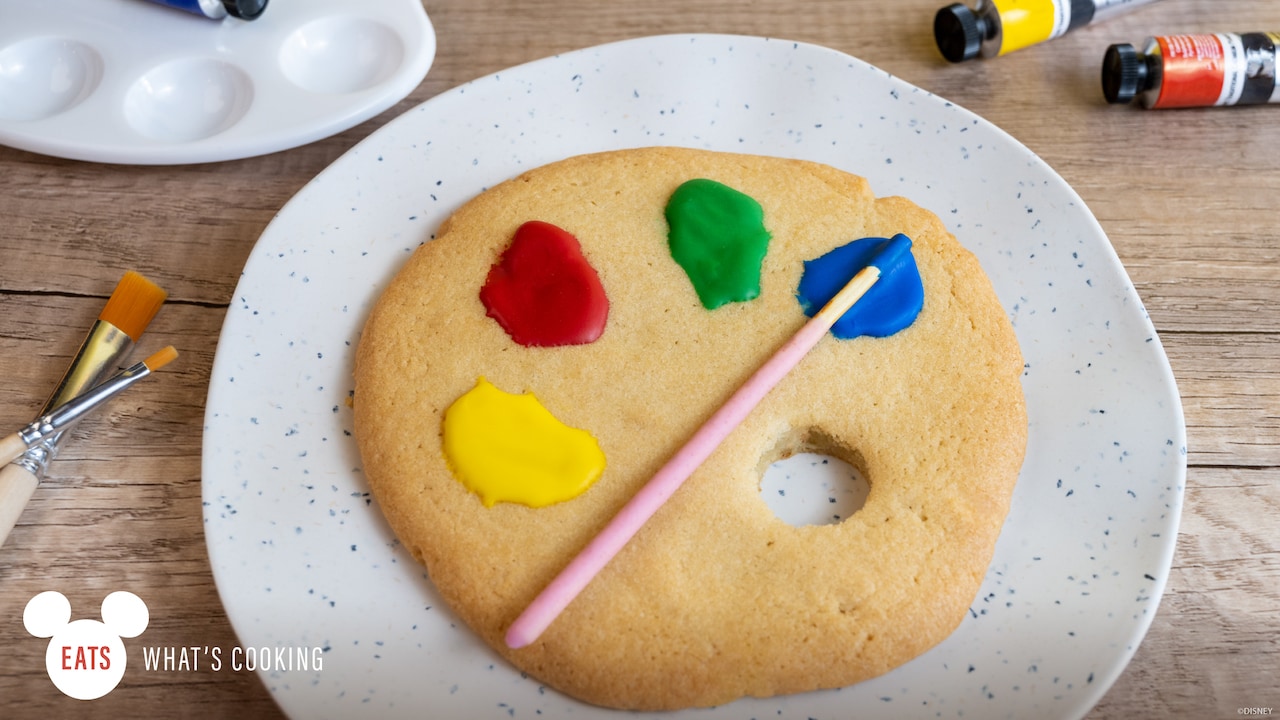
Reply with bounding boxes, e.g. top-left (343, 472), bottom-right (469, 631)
top-left (353, 147), bottom-right (1027, 710)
